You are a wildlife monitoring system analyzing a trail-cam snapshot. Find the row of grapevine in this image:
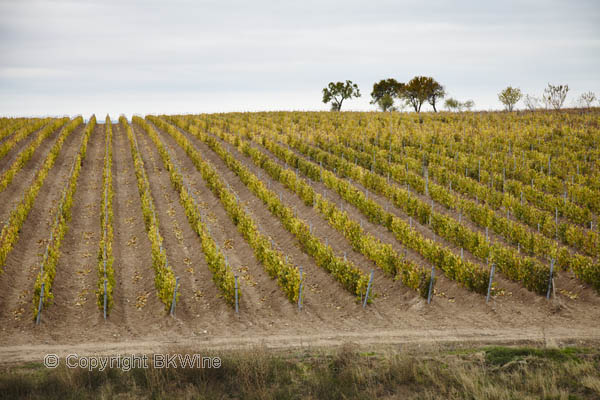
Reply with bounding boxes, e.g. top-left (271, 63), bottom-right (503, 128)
top-left (280, 132), bottom-right (552, 294)
top-left (148, 116), bottom-right (304, 303)
top-left (365, 118), bottom-right (600, 213)
top-left (315, 127), bottom-right (596, 241)
top-left (204, 114), bottom-right (552, 296)
top-left (153, 116), bottom-right (368, 300)
top-left (133, 117), bottom-right (239, 306)
top-left (0, 117), bottom-right (83, 272)
top-left (189, 116), bottom-right (491, 295)
top-left (33, 116), bottom-right (97, 318)
top-left (305, 132), bottom-right (600, 268)
top-left (96, 117), bottom-right (115, 314)
top-left (0, 118), bottom-right (35, 141)
top-left (0, 118), bottom-right (49, 161)
top-left (0, 118), bottom-right (69, 194)
top-left (388, 137), bottom-right (594, 226)
top-left (306, 133), bottom-right (600, 290)
top-left (382, 114), bottom-right (600, 193)
top-left (120, 117), bottom-right (178, 311)
top-left (199, 123), bottom-right (433, 298)
top-left (371, 111), bottom-right (598, 180)
top-left (261, 111), bottom-right (599, 200)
